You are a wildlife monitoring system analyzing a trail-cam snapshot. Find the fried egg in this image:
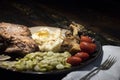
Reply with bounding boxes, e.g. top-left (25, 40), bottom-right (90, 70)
top-left (32, 28), bottom-right (64, 52)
